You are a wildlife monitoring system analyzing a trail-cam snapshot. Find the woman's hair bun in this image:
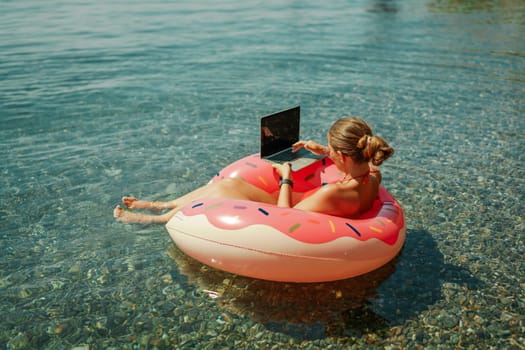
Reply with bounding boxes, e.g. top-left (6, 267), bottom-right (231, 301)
top-left (363, 135), bottom-right (394, 166)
